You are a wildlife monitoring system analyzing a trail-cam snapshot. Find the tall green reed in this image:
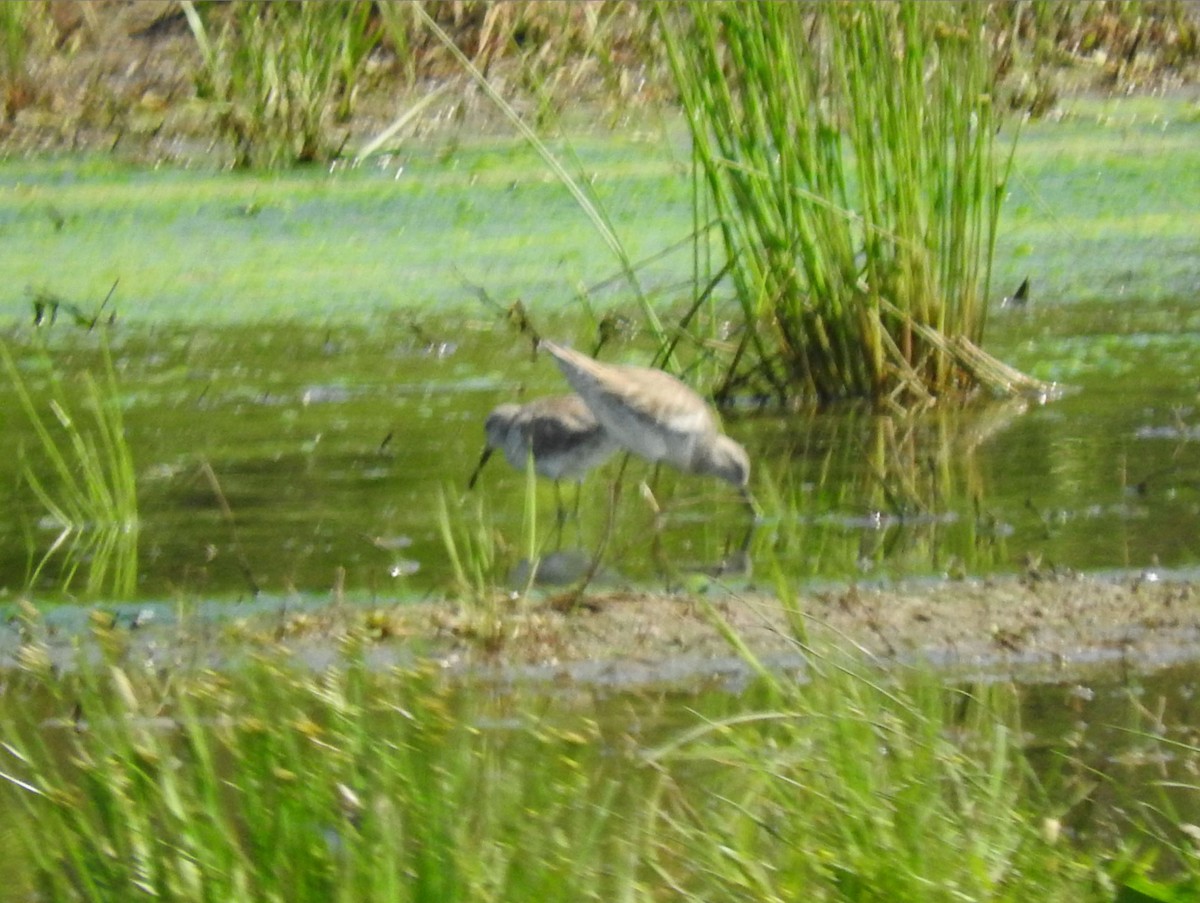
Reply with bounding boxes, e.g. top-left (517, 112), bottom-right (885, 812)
top-left (438, 487), bottom-right (500, 603)
top-left (659, 2), bottom-right (1037, 407)
top-left (181, 0), bottom-right (380, 168)
top-left (1, 334), bottom-right (138, 599)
